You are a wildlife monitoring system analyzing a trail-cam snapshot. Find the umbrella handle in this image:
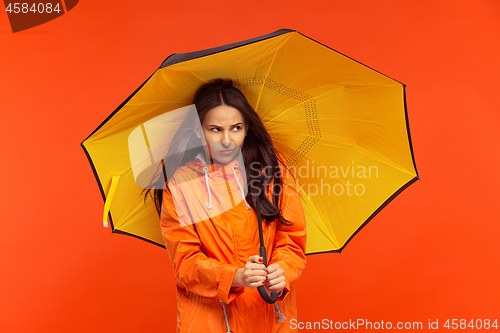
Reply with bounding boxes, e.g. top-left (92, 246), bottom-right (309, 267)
top-left (255, 196), bottom-right (277, 304)
top-left (257, 246), bottom-right (278, 304)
